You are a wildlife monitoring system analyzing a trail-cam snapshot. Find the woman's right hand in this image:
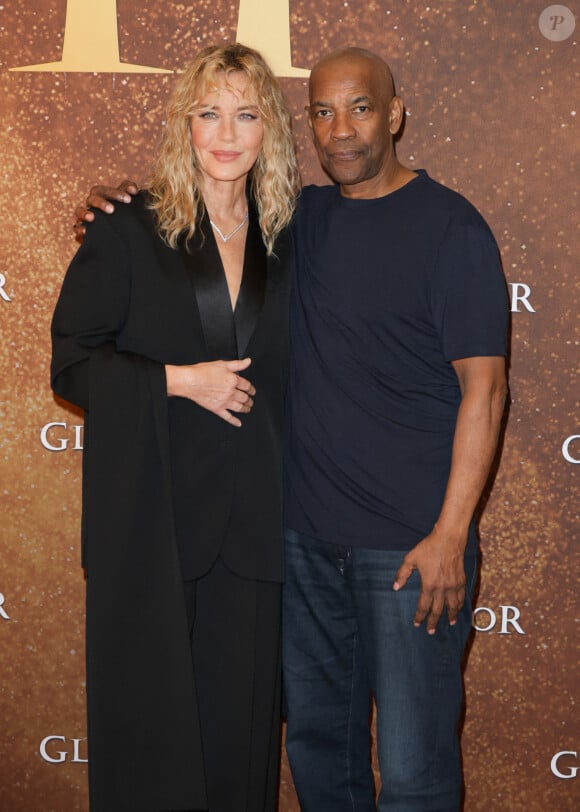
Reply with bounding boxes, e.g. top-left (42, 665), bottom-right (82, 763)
top-left (165, 358), bottom-right (256, 427)
top-left (73, 179), bottom-right (138, 242)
